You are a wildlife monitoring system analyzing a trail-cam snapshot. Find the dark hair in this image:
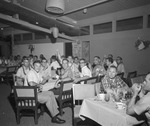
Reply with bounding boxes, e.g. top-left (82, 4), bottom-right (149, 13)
top-left (106, 57), bottom-right (113, 63)
top-left (94, 56), bottom-right (100, 59)
top-left (22, 56), bottom-right (29, 63)
top-left (108, 54), bottom-right (113, 58)
top-left (80, 58), bottom-right (86, 63)
top-left (109, 65), bottom-right (117, 70)
top-left (33, 60), bottom-right (41, 65)
top-left (74, 56), bottom-right (78, 60)
top-left (41, 58), bottom-right (47, 62)
top-left (51, 55), bottom-right (57, 60)
top-left (62, 58), bottom-right (69, 63)
top-left (29, 54), bottom-right (33, 58)
top-left (117, 56), bottom-right (122, 60)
